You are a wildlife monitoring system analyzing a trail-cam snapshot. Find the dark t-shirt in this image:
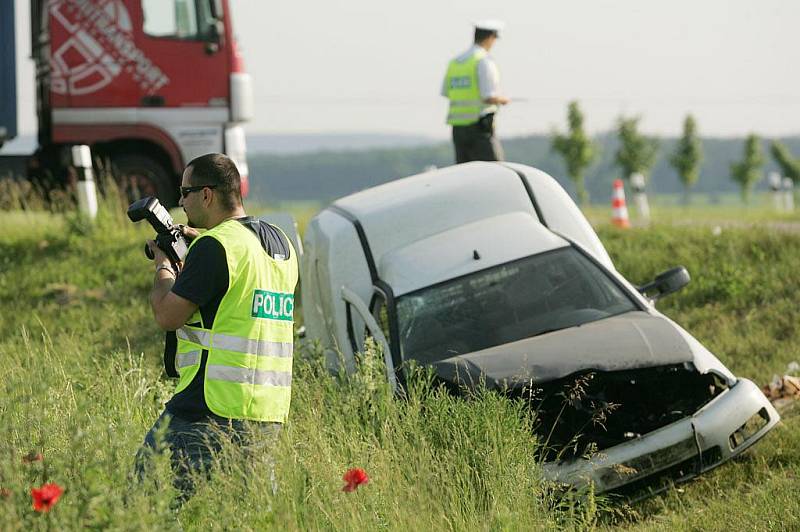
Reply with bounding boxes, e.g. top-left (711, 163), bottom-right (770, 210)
top-left (165, 217), bottom-right (291, 421)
